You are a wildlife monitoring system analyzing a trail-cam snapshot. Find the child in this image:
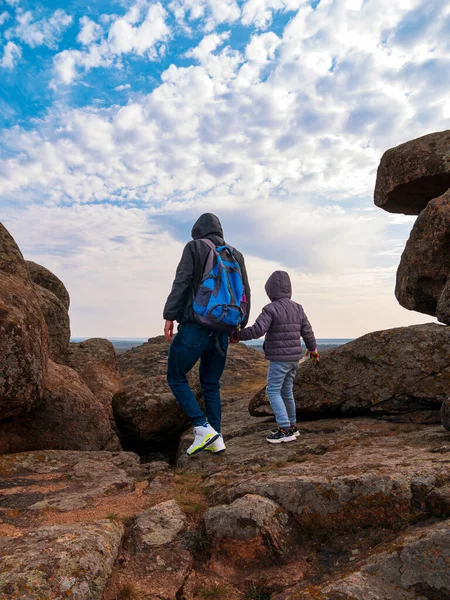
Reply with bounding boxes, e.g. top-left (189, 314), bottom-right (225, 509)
top-left (236, 271), bottom-right (319, 443)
